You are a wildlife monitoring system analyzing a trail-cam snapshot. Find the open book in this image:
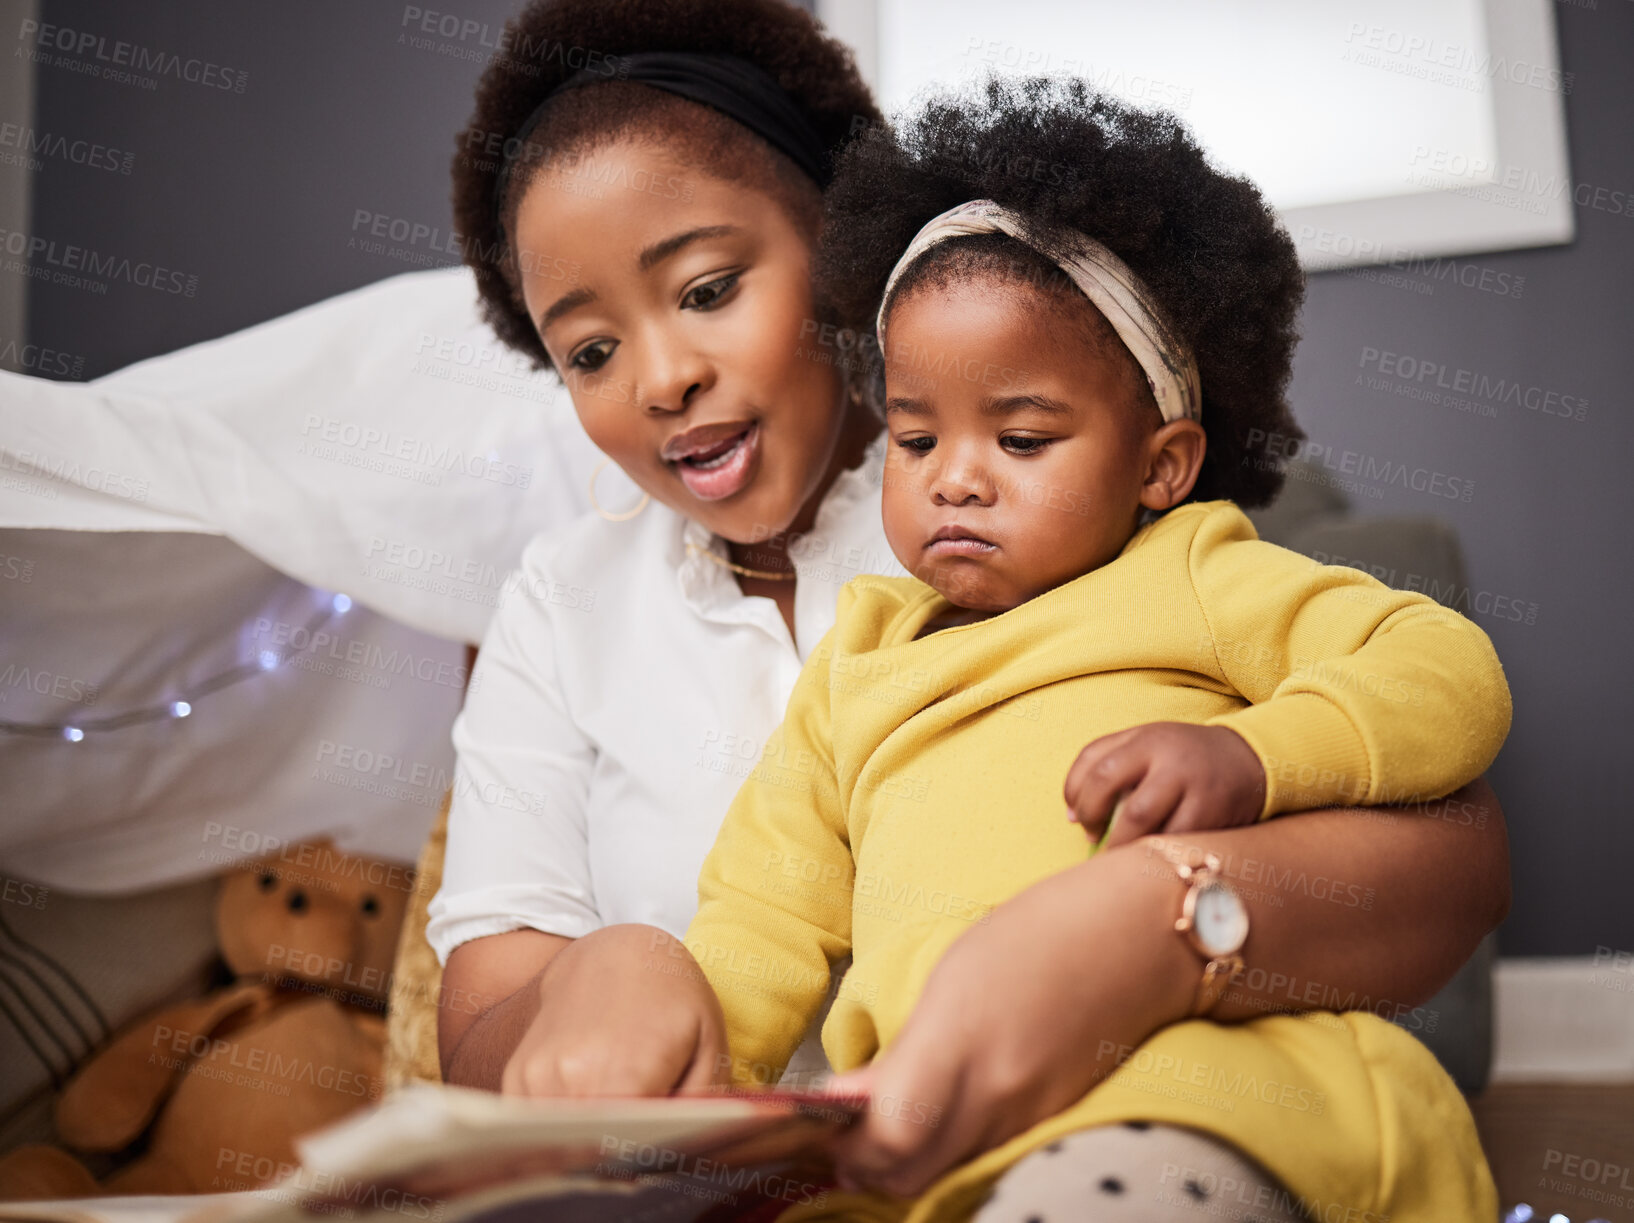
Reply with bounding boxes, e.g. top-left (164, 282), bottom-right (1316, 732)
top-left (168, 1084), bottom-right (868, 1223)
